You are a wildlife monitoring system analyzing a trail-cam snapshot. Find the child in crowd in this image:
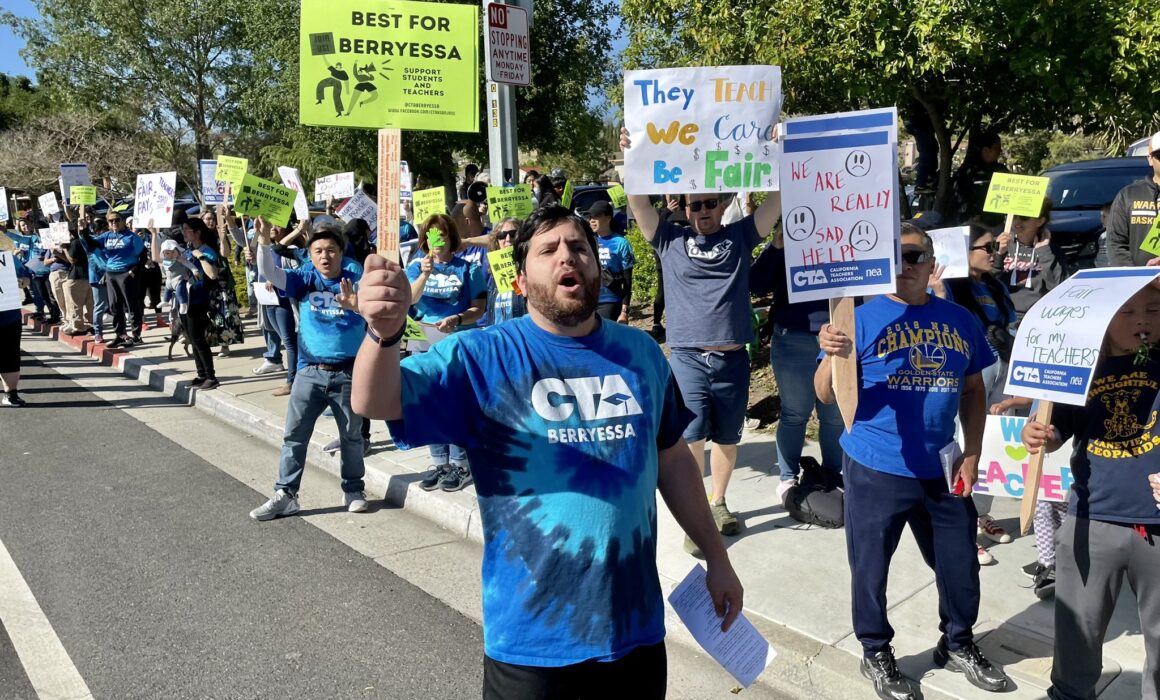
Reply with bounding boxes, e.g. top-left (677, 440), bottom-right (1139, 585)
top-left (1022, 282), bottom-right (1160, 700)
top-left (159, 238), bottom-right (197, 315)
